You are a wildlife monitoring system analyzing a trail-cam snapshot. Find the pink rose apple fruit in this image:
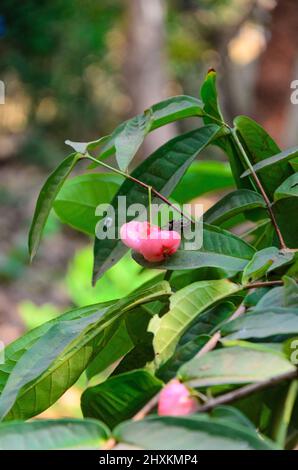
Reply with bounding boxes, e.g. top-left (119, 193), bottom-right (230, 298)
top-left (158, 379), bottom-right (199, 416)
top-left (120, 221), bottom-right (181, 262)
